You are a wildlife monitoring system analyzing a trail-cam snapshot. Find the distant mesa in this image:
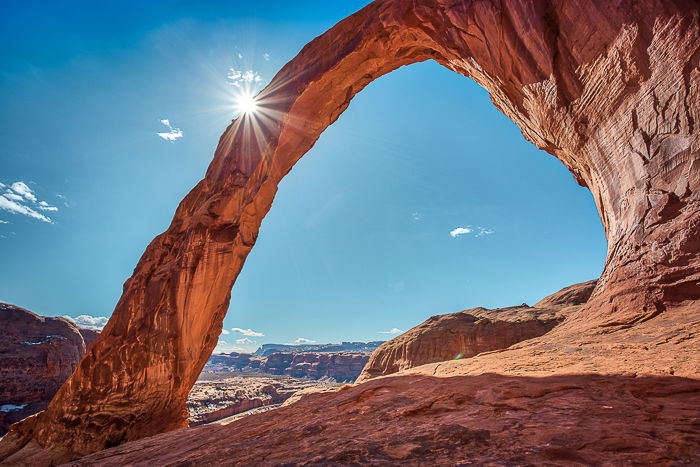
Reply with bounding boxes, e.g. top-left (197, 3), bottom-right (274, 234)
top-left (252, 341), bottom-right (384, 356)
